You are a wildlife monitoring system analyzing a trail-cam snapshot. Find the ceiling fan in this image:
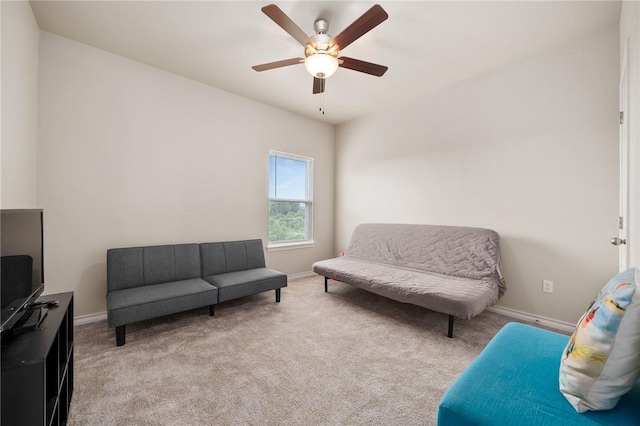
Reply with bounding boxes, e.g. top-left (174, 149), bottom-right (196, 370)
top-left (252, 3), bottom-right (389, 94)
